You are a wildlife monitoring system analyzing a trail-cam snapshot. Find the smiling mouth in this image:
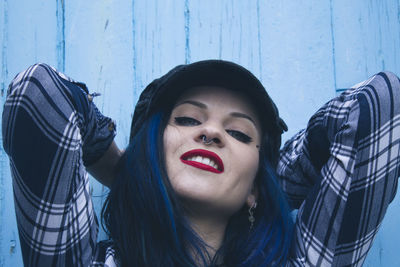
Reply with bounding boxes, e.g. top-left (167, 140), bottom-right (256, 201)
top-left (180, 149), bottom-right (224, 173)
